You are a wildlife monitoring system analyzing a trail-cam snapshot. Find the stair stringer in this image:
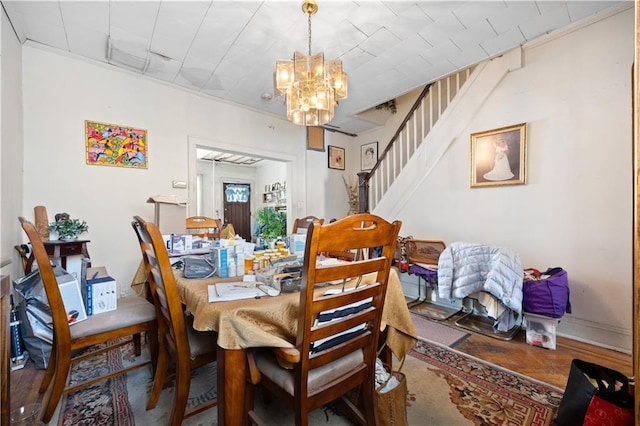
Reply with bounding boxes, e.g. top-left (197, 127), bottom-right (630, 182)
top-left (372, 47), bottom-right (523, 220)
